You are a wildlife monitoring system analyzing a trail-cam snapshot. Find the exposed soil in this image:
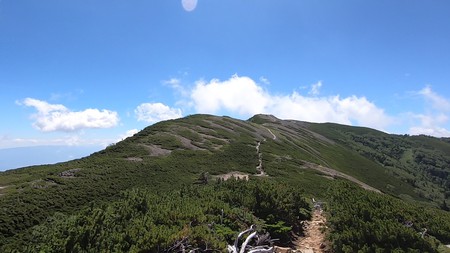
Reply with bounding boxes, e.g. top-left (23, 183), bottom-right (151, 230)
top-left (266, 127), bottom-right (277, 140)
top-left (214, 171), bottom-right (249, 181)
top-left (294, 209), bottom-right (328, 253)
top-left (58, 168), bottom-right (81, 178)
top-left (139, 144), bottom-right (172, 156)
top-left (255, 141), bottom-right (265, 175)
top-left (273, 209), bottom-right (328, 253)
top-left (301, 161), bottom-right (381, 193)
top-left (197, 132), bottom-right (229, 143)
top-left (203, 120), bottom-right (236, 133)
top-left (173, 134), bottom-right (206, 150)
